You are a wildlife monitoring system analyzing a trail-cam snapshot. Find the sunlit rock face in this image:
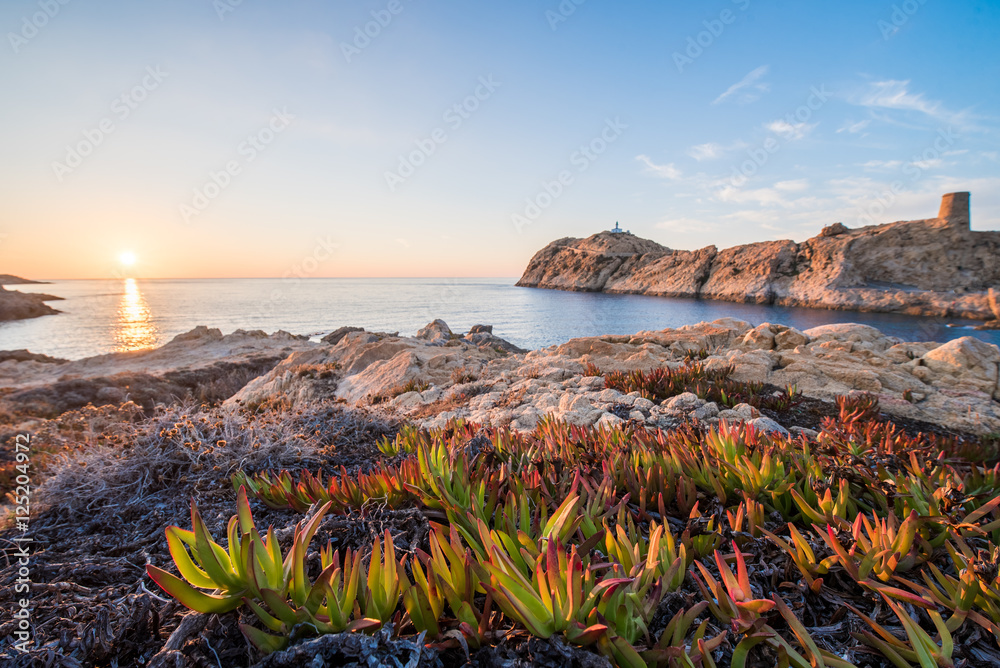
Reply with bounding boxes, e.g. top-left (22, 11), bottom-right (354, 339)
top-left (517, 192), bottom-right (1000, 320)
